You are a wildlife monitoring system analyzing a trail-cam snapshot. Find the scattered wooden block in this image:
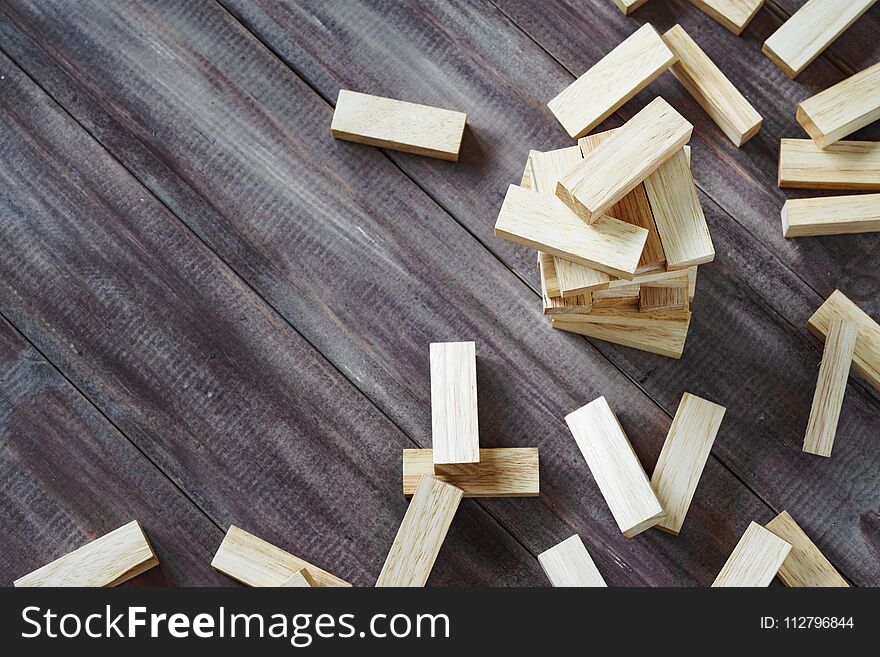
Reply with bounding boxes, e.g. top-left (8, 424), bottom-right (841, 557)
top-left (612, 0), bottom-right (651, 15)
top-left (763, 0), bottom-right (876, 78)
top-left (541, 254), bottom-right (593, 314)
top-left (797, 62), bottom-right (880, 149)
top-left (331, 89), bottom-right (466, 161)
top-left (565, 396), bottom-right (663, 537)
top-left (211, 525), bottom-right (351, 587)
top-left (403, 448), bottom-right (539, 497)
top-left (557, 98), bottom-right (693, 224)
top-left (547, 24), bottom-right (676, 139)
top-left (712, 522), bottom-right (792, 587)
top-left (778, 139), bottom-right (880, 190)
top-left (430, 341), bottom-right (480, 475)
top-left (13, 520), bottom-right (158, 587)
top-left (662, 25), bottom-right (762, 146)
top-left (376, 475), bottom-right (462, 587)
top-left (688, 0), bottom-right (764, 36)
top-left (803, 319), bottom-right (858, 457)
top-left (765, 511), bottom-right (849, 587)
top-left (782, 194), bottom-right (880, 237)
top-left (650, 393), bottom-right (726, 535)
top-left (538, 535), bottom-right (607, 587)
top-left (280, 568), bottom-right (317, 587)
top-left (553, 308), bottom-right (691, 358)
top-left (639, 285), bottom-right (688, 313)
top-left (807, 289), bottom-right (880, 392)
